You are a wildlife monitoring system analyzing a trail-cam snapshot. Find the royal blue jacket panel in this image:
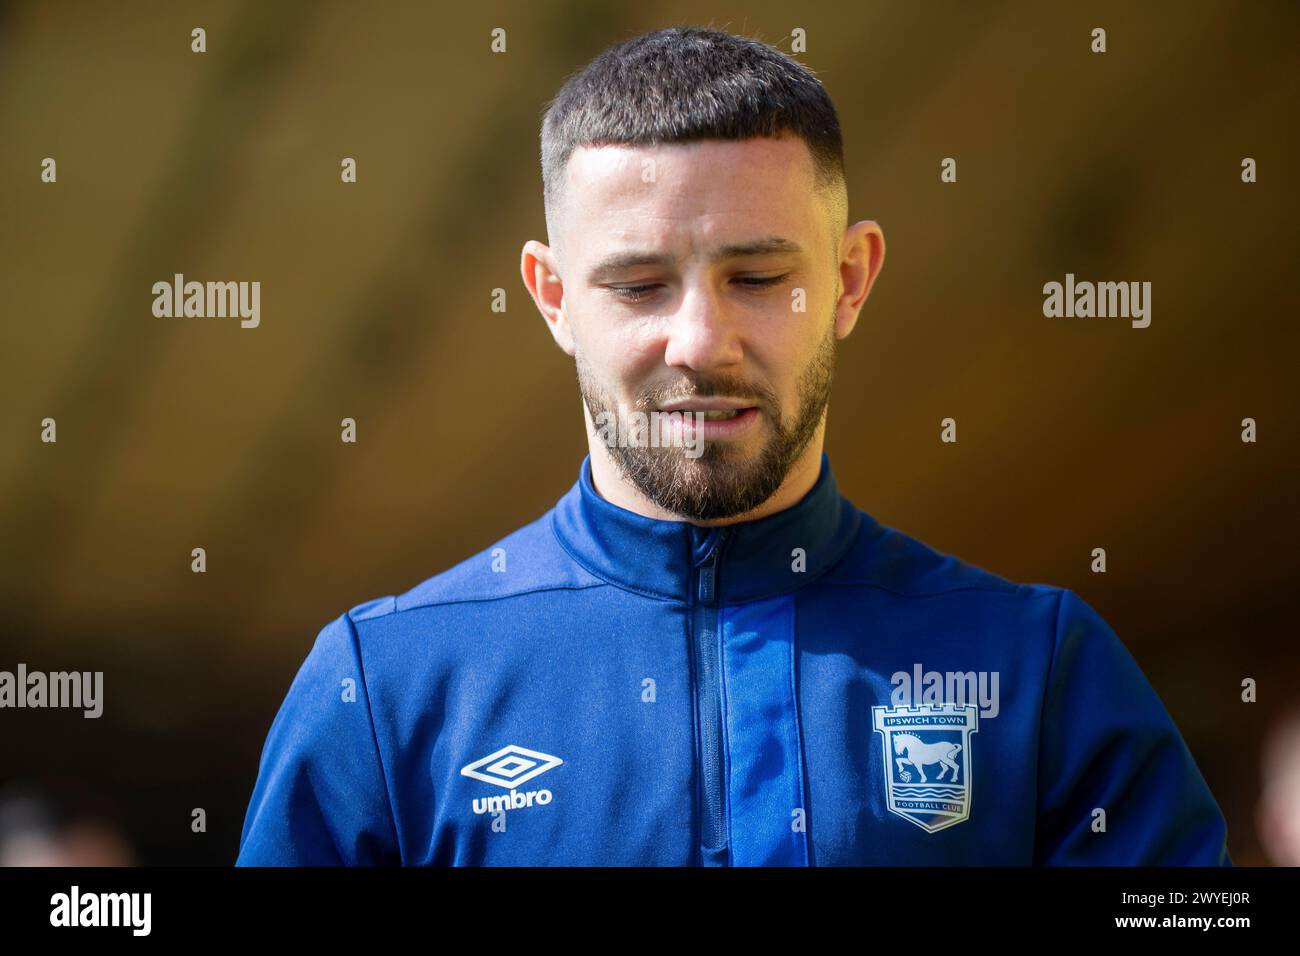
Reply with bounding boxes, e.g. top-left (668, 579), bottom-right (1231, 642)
top-left (236, 453), bottom-right (1231, 866)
